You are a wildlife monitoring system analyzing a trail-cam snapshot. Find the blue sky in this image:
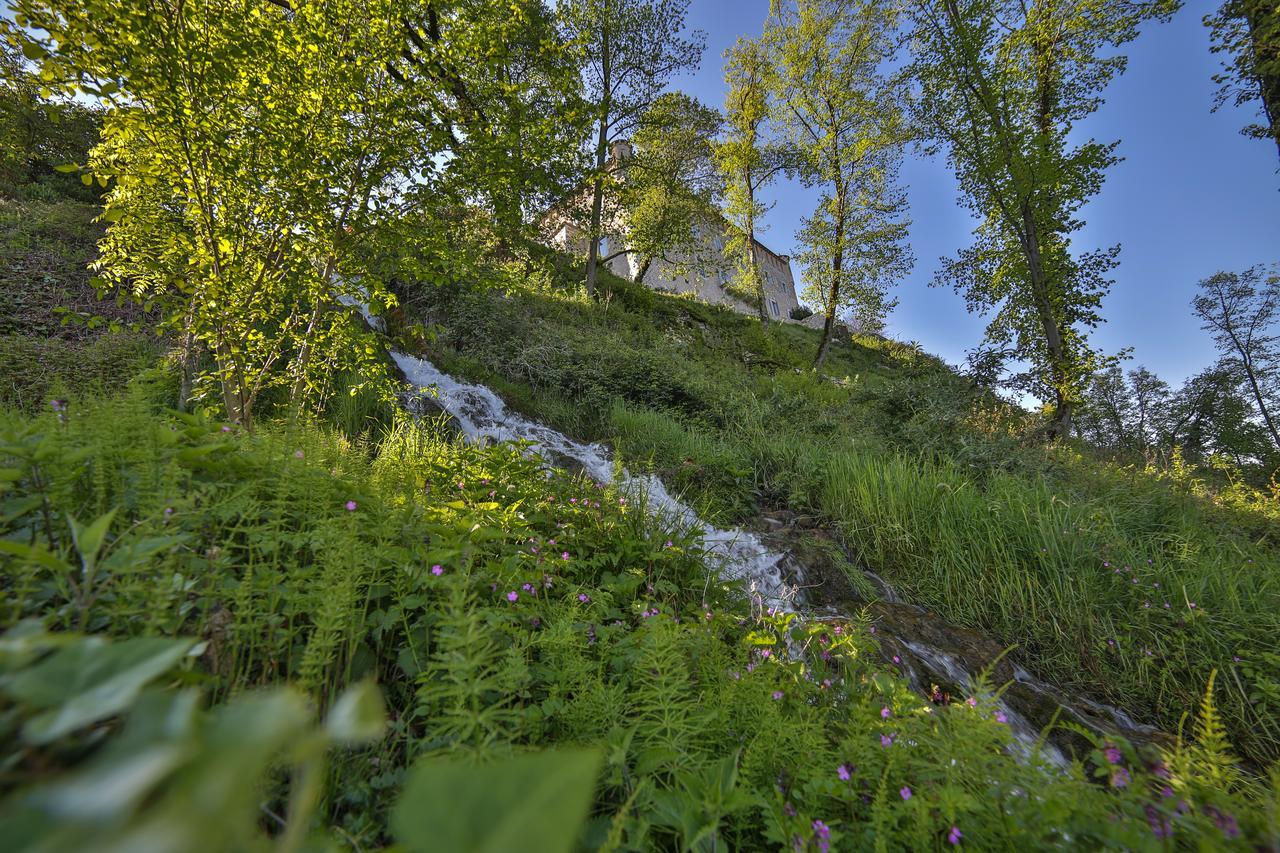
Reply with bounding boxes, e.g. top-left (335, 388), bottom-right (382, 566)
top-left (675, 0), bottom-right (1279, 386)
